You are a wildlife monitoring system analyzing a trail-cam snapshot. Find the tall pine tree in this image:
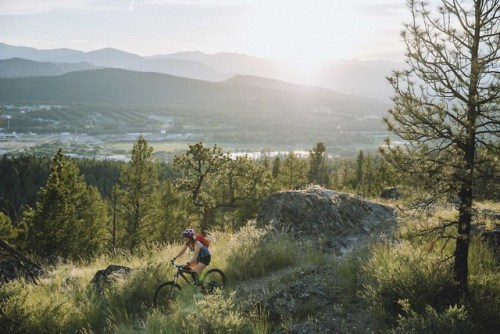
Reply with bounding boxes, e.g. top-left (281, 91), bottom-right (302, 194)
top-left (382, 0), bottom-right (499, 293)
top-left (22, 148), bottom-right (107, 260)
top-left (119, 135), bottom-right (161, 252)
